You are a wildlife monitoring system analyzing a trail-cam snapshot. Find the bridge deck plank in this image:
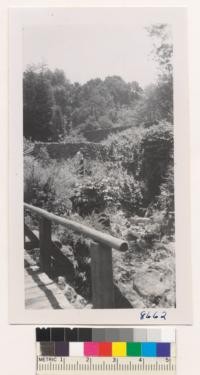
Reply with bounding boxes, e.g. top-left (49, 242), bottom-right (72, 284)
top-left (24, 251), bottom-right (73, 310)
